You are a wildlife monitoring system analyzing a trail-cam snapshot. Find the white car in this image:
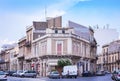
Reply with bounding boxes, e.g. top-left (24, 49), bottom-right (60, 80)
top-left (96, 71), bottom-right (105, 76)
top-left (0, 71), bottom-right (7, 81)
top-left (49, 71), bottom-right (60, 79)
top-left (19, 70), bottom-right (37, 78)
top-left (12, 70), bottom-right (23, 77)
